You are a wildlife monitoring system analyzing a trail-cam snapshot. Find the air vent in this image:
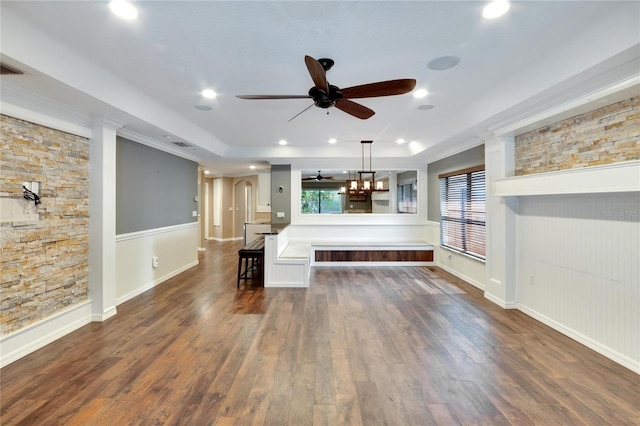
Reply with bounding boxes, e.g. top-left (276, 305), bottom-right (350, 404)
top-left (172, 141), bottom-right (192, 148)
top-left (0, 64), bottom-right (25, 76)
